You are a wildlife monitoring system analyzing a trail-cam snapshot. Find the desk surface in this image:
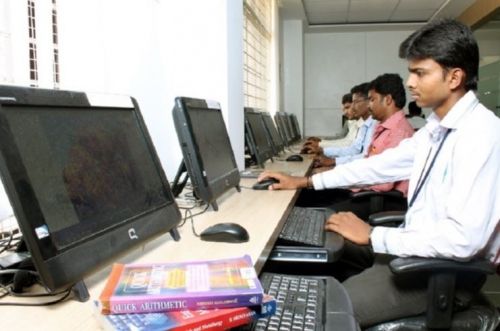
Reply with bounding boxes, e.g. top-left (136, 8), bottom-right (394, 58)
top-left (2, 156), bottom-right (312, 331)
